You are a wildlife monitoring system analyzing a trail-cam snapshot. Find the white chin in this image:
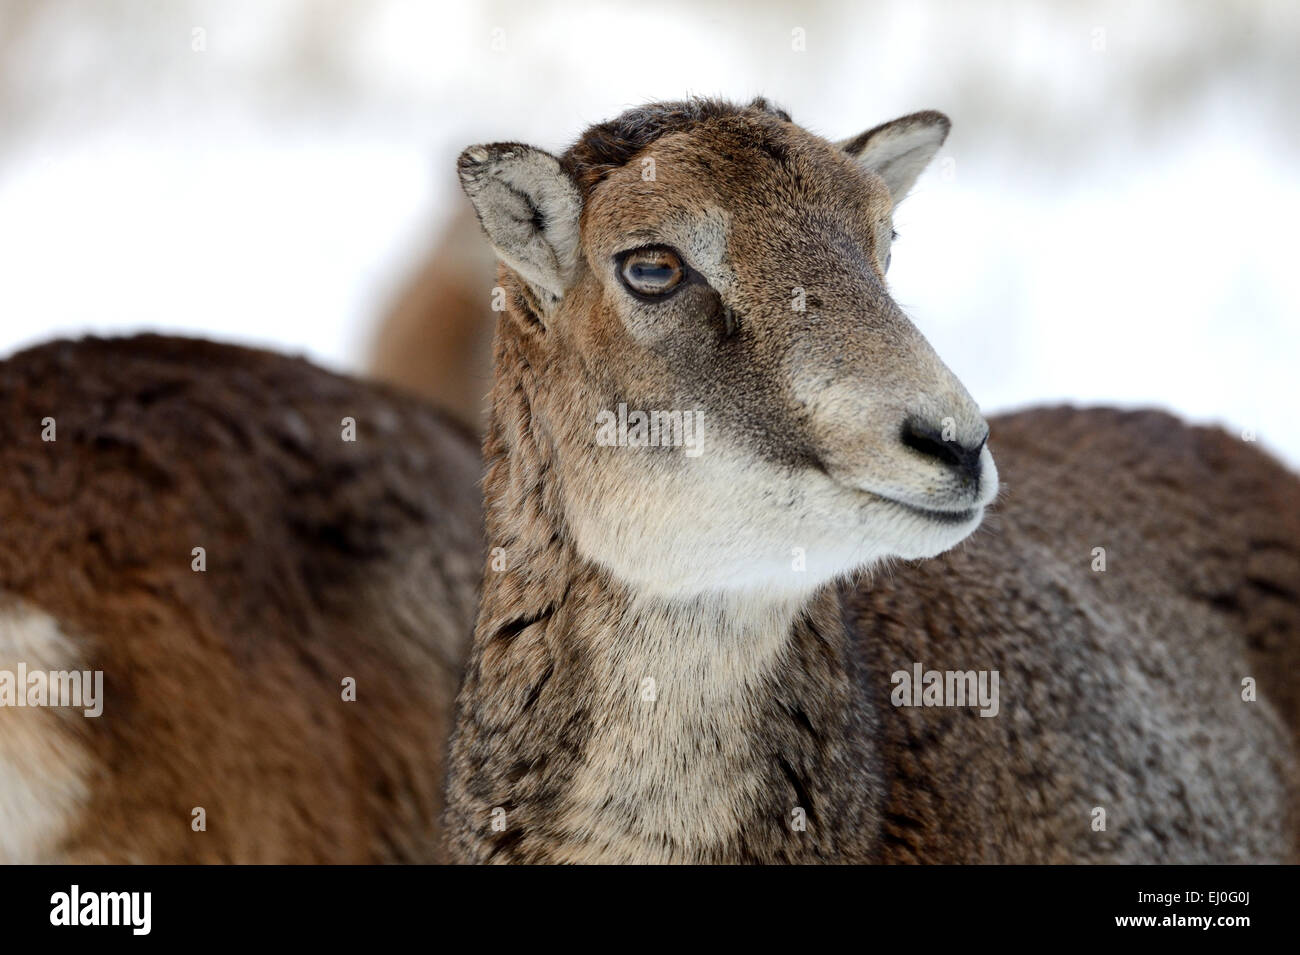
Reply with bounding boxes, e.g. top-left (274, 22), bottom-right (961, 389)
top-left (882, 505), bottom-right (986, 560)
